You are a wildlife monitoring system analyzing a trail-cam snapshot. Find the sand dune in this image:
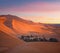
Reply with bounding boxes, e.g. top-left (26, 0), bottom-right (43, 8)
top-left (0, 24), bottom-right (16, 36)
top-left (12, 19), bottom-right (55, 34)
top-left (0, 15), bottom-right (60, 39)
top-left (12, 19), bottom-right (60, 41)
top-left (0, 15), bottom-right (60, 36)
top-left (0, 15), bottom-right (60, 53)
top-left (6, 42), bottom-right (60, 53)
top-left (0, 30), bottom-right (24, 53)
